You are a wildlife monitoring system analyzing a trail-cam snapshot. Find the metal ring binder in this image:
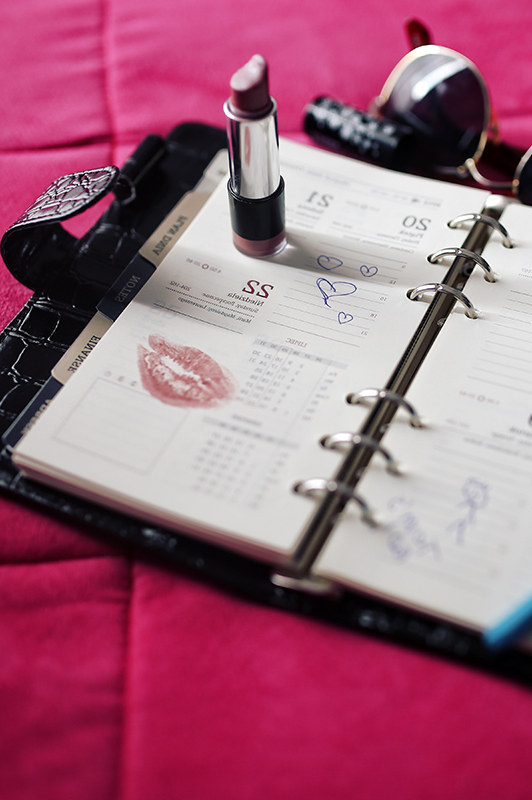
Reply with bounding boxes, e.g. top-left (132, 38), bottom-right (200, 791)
top-left (448, 213), bottom-right (513, 248)
top-left (320, 432), bottom-right (402, 475)
top-left (427, 247), bottom-right (498, 282)
top-left (407, 282), bottom-right (480, 318)
top-left (287, 205), bottom-right (498, 582)
top-left (270, 571), bottom-right (341, 597)
top-left (293, 478), bottom-right (377, 527)
top-left (346, 388), bottom-right (423, 428)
